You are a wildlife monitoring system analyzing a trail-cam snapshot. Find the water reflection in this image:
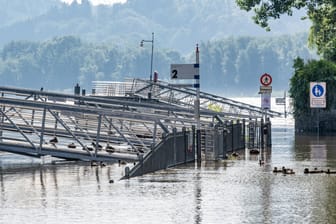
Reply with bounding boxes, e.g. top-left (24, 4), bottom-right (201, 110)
top-left (194, 168), bottom-right (202, 224)
top-left (95, 166), bottom-right (101, 190)
top-left (1, 125), bottom-right (336, 223)
top-left (0, 170), bottom-right (4, 204)
top-left (295, 135), bottom-right (336, 168)
top-left (39, 168), bottom-right (47, 208)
